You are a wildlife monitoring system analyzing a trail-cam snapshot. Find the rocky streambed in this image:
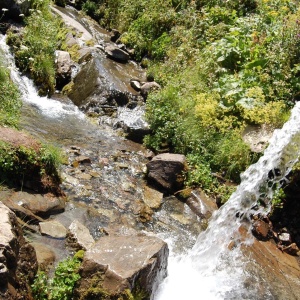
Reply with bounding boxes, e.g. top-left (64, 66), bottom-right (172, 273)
top-left (0, 4), bottom-right (208, 299)
top-left (1, 2), bottom-right (300, 300)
